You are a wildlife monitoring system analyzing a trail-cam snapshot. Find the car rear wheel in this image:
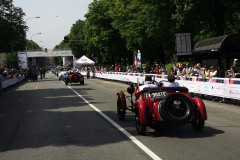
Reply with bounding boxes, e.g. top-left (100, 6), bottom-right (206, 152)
top-left (159, 93), bottom-right (193, 126)
top-left (135, 107), bottom-right (146, 135)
